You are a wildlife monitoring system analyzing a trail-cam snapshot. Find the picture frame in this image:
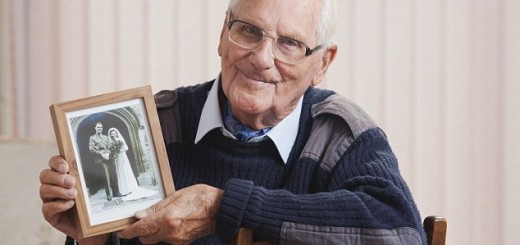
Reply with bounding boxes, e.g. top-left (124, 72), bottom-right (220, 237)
top-left (49, 85), bottom-right (175, 239)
